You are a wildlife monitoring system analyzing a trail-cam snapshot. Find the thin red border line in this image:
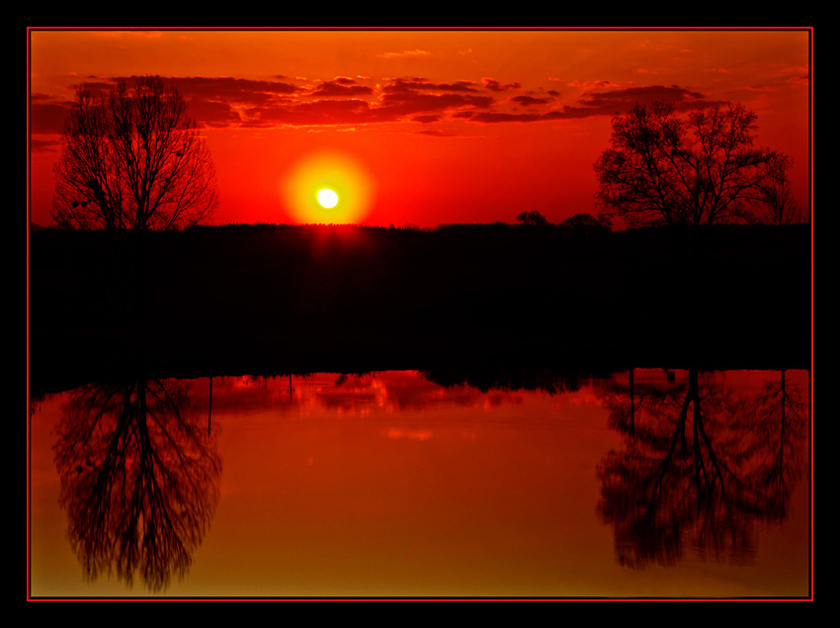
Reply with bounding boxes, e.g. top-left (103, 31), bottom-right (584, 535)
top-left (808, 25), bottom-right (814, 604)
top-left (26, 25), bottom-right (32, 603)
top-left (24, 25), bottom-right (816, 32)
top-left (24, 24), bottom-right (816, 603)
